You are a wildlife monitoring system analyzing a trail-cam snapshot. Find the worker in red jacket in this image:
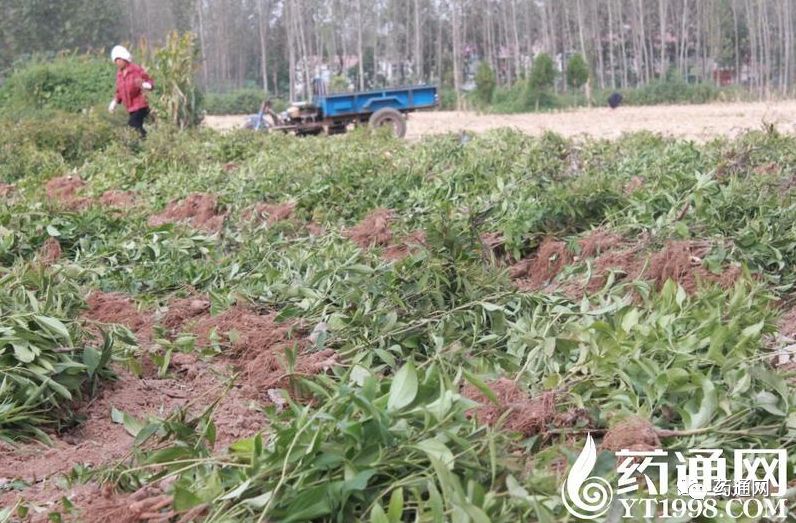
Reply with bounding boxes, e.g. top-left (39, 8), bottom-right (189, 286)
top-left (108, 45), bottom-right (154, 138)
